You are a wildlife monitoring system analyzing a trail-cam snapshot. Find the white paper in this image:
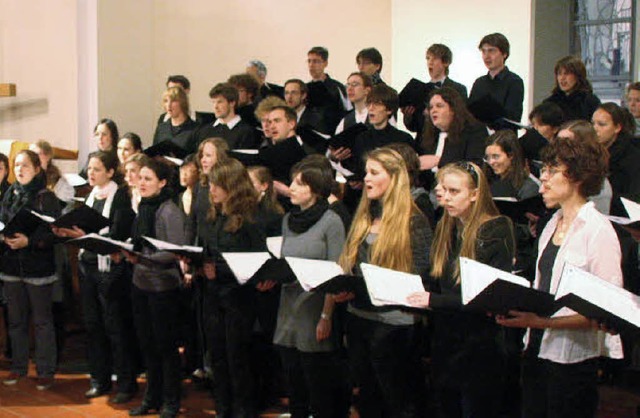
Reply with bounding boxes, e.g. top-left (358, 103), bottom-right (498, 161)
top-left (70, 233), bottom-right (134, 251)
top-left (459, 257), bottom-right (530, 305)
top-left (233, 149), bottom-right (259, 155)
top-left (30, 210), bottom-right (55, 223)
top-left (492, 196), bottom-right (518, 202)
top-left (329, 160), bottom-right (354, 178)
top-left (63, 173), bottom-right (87, 187)
top-left (556, 263), bottom-right (640, 327)
top-left (221, 252), bottom-right (272, 285)
top-left (163, 156), bottom-right (183, 166)
top-left (622, 197), bottom-right (640, 220)
top-left (359, 263), bottom-right (425, 307)
top-left (266, 236), bottom-right (283, 258)
top-left (284, 257), bottom-right (344, 291)
top-left (142, 236), bottom-right (203, 253)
